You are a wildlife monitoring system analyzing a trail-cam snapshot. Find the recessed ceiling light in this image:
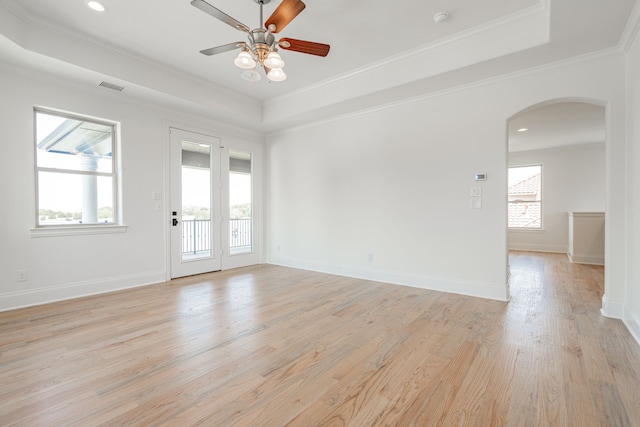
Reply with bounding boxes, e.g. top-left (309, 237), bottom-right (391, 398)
top-left (517, 128), bottom-right (529, 132)
top-left (86, 1), bottom-right (106, 12)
